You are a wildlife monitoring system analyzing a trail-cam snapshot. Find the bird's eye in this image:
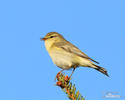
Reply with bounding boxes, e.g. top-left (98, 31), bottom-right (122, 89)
top-left (50, 36), bottom-right (55, 38)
